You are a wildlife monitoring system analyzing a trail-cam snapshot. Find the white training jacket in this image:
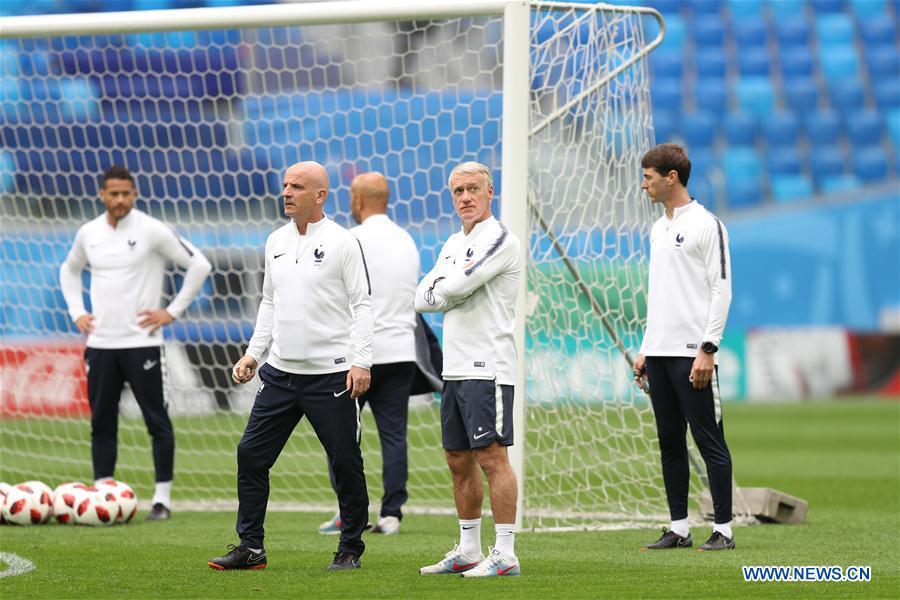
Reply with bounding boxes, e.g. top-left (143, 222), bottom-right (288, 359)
top-left (415, 216), bottom-right (521, 386)
top-left (246, 216), bottom-right (374, 374)
top-left (639, 201), bottom-right (732, 358)
top-left (59, 208), bottom-right (212, 349)
top-left (350, 214), bottom-right (419, 365)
